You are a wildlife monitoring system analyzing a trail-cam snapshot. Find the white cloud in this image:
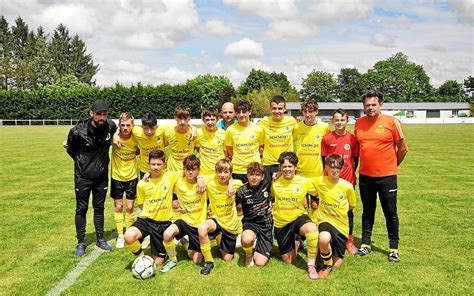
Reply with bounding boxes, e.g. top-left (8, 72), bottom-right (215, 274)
top-left (224, 38), bottom-right (264, 59)
top-left (370, 33), bottom-right (396, 47)
top-left (374, 15), bottom-right (414, 25)
top-left (205, 20), bottom-right (233, 36)
top-left (448, 0), bottom-right (474, 22)
top-left (265, 20), bottom-right (318, 39)
top-left (223, 0), bottom-right (299, 20)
